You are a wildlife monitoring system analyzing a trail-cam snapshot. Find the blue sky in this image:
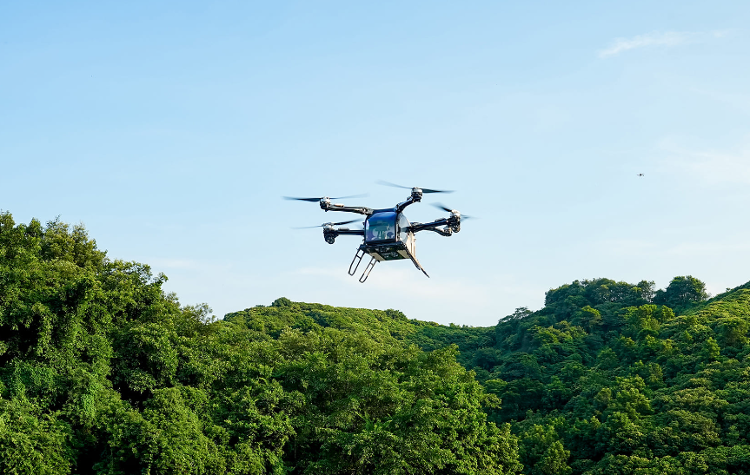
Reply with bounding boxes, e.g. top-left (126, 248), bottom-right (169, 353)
top-left (2, 1), bottom-right (750, 326)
